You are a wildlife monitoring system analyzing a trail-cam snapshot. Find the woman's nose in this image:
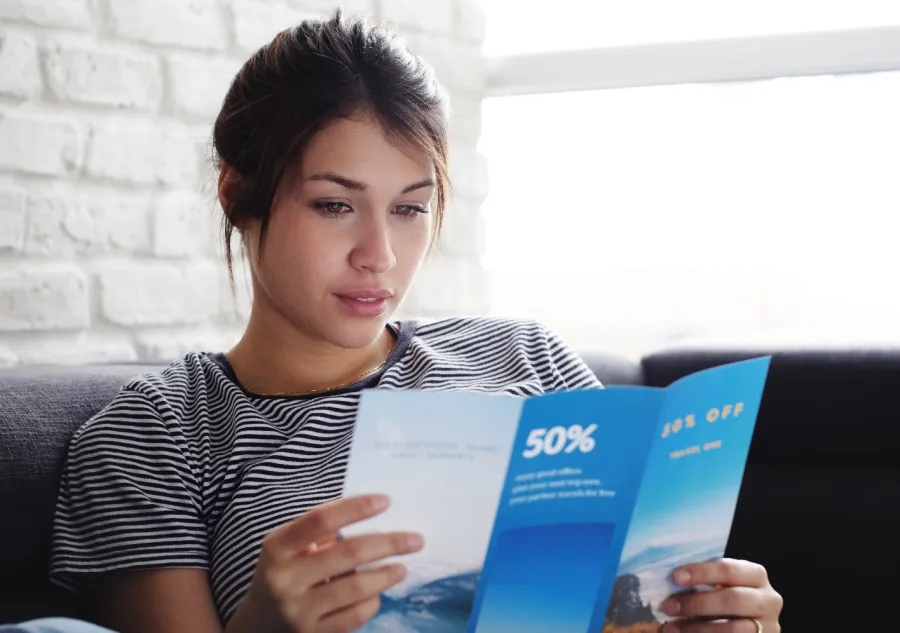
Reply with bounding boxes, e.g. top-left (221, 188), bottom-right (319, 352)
top-left (349, 221), bottom-right (396, 273)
